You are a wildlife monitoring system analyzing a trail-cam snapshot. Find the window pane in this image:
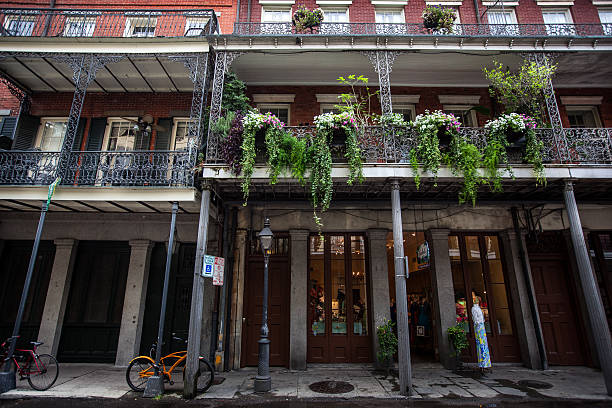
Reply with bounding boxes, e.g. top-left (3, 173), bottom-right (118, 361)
top-left (567, 109), bottom-right (598, 128)
top-left (174, 121), bottom-right (190, 150)
top-left (351, 236), bottom-right (367, 336)
top-left (330, 235), bottom-right (347, 335)
top-left (309, 236), bottom-right (325, 336)
top-left (449, 236), bottom-right (469, 332)
top-left (258, 107), bottom-right (289, 125)
top-left (445, 110), bottom-right (475, 127)
top-left (543, 12), bottom-right (569, 25)
top-left (485, 236), bottom-right (513, 335)
top-left (40, 121), bottom-right (67, 151)
top-left (465, 236), bottom-right (491, 333)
